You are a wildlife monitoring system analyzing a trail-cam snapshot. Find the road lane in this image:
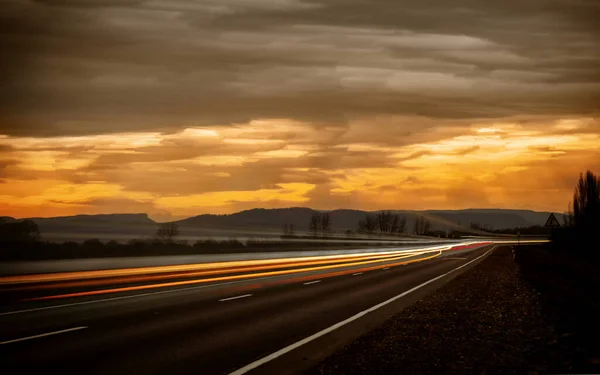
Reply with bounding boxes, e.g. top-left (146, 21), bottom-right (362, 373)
top-left (0, 245), bottom-right (495, 375)
top-left (0, 245), bottom-right (452, 307)
top-left (231, 247), bottom-right (494, 375)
